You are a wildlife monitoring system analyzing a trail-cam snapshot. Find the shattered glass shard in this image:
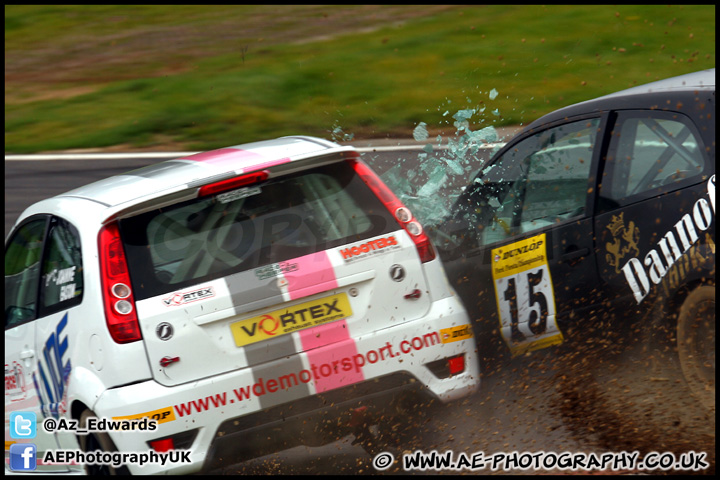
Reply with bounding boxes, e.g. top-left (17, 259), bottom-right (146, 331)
top-left (417, 164), bottom-right (448, 197)
top-left (413, 122), bottom-right (429, 141)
